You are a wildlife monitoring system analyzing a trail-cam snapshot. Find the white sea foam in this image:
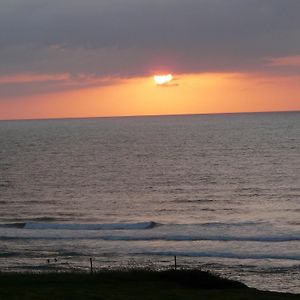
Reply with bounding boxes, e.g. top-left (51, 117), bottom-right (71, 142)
top-left (98, 234), bottom-right (300, 242)
top-left (1, 232), bottom-right (300, 243)
top-left (135, 251), bottom-right (300, 261)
